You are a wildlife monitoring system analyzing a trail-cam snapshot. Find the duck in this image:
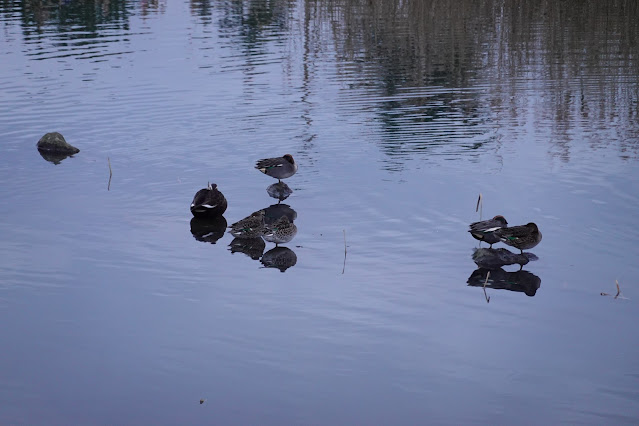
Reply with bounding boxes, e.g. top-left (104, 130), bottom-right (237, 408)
top-left (255, 154), bottom-right (298, 183)
top-left (190, 183), bottom-right (227, 218)
top-left (494, 222), bottom-right (542, 254)
top-left (468, 215), bottom-right (508, 248)
top-left (262, 215), bottom-right (297, 245)
top-left (228, 210), bottom-right (265, 239)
